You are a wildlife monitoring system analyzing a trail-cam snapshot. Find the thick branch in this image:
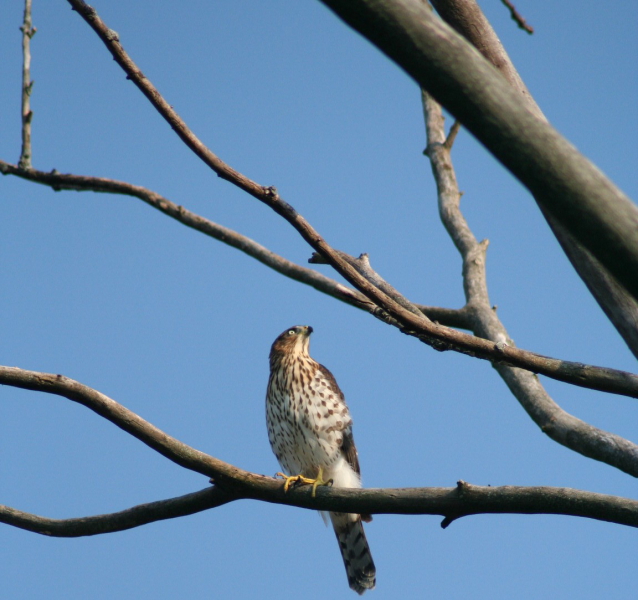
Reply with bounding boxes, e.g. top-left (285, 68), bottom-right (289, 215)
top-left (2, 477), bottom-right (637, 536)
top-left (2, 367), bottom-right (636, 533)
top-left (18, 0), bottom-right (35, 169)
top-left (422, 91), bottom-right (638, 477)
top-left (429, 0), bottom-right (638, 360)
top-left (57, 5), bottom-right (638, 400)
top-left (547, 222), bottom-right (638, 359)
top-left (316, 0), bottom-right (638, 304)
top-left (432, 0), bottom-right (539, 111)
